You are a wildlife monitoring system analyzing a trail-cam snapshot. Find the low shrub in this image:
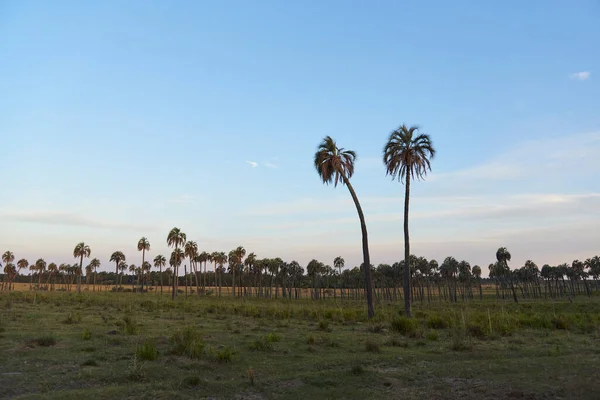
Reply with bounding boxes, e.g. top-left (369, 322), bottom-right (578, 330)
top-left (36, 335), bottom-right (57, 347)
top-left (390, 316), bottom-right (419, 336)
top-left (318, 320), bottom-right (330, 332)
top-left (266, 332), bottom-right (281, 343)
top-left (350, 364), bottom-right (365, 375)
top-left (63, 312), bottom-right (82, 325)
top-left (426, 314), bottom-right (450, 329)
top-left (215, 346), bottom-right (234, 362)
top-left (123, 315), bottom-right (139, 335)
top-left (248, 337), bottom-right (273, 352)
top-left (426, 330), bottom-right (439, 341)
